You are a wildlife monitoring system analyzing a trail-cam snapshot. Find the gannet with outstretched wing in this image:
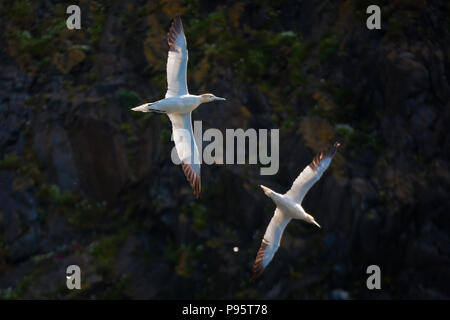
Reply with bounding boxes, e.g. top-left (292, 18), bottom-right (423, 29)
top-left (131, 17), bottom-right (226, 197)
top-left (251, 142), bottom-right (341, 280)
